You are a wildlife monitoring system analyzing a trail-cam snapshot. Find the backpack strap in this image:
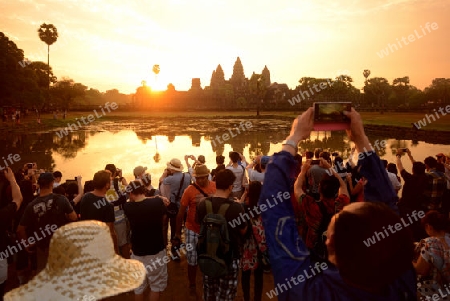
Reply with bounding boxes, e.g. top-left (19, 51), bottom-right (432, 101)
top-left (174, 173), bottom-right (186, 203)
top-left (217, 202), bottom-right (231, 216)
top-left (191, 183), bottom-right (208, 197)
top-left (205, 198), bottom-right (231, 216)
